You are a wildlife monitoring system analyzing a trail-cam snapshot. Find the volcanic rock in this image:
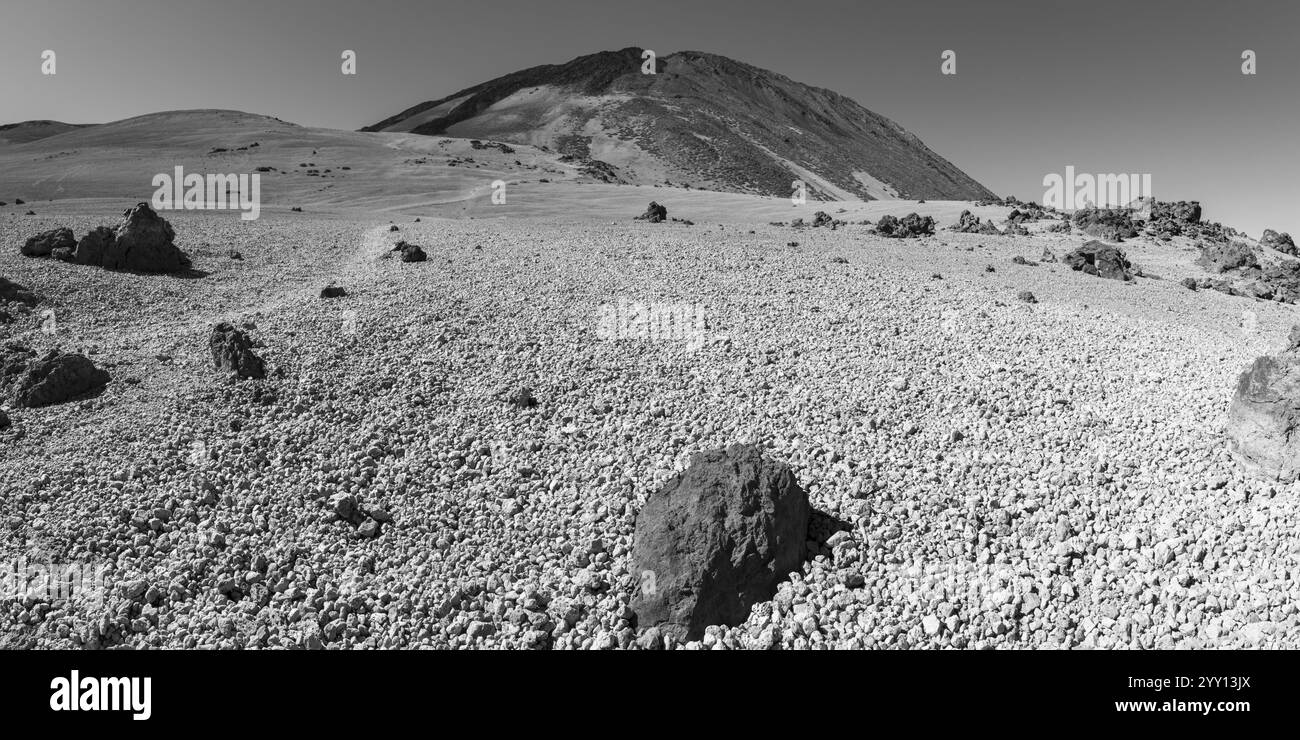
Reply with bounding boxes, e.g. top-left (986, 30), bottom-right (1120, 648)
top-left (21, 228), bottom-right (74, 258)
top-left (876, 213), bottom-right (935, 238)
top-left (73, 226), bottom-right (116, 266)
top-left (102, 203), bottom-right (191, 272)
top-left (1064, 241), bottom-right (1132, 281)
top-left (634, 201), bottom-right (668, 223)
top-left (209, 322), bottom-right (266, 379)
top-left (393, 241), bottom-right (427, 263)
top-left (1227, 326), bottom-right (1300, 482)
top-left (630, 443), bottom-right (810, 641)
top-left (1261, 229), bottom-right (1296, 256)
top-left (8, 350), bottom-right (111, 407)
